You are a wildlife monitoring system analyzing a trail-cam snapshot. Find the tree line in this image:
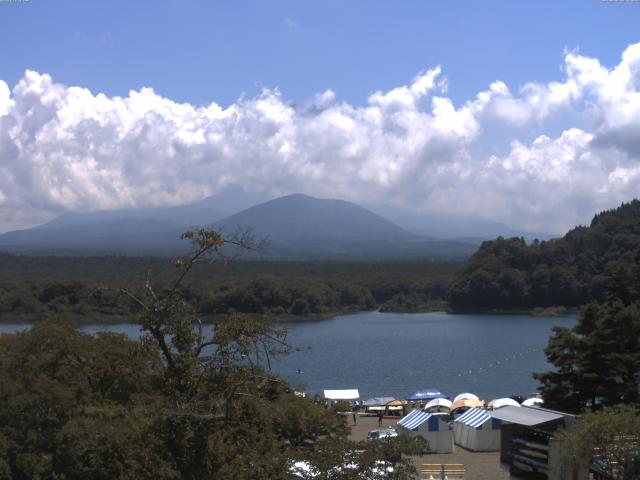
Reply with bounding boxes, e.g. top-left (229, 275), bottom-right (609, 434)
top-left (0, 255), bottom-right (458, 322)
top-left (448, 200), bottom-right (640, 311)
